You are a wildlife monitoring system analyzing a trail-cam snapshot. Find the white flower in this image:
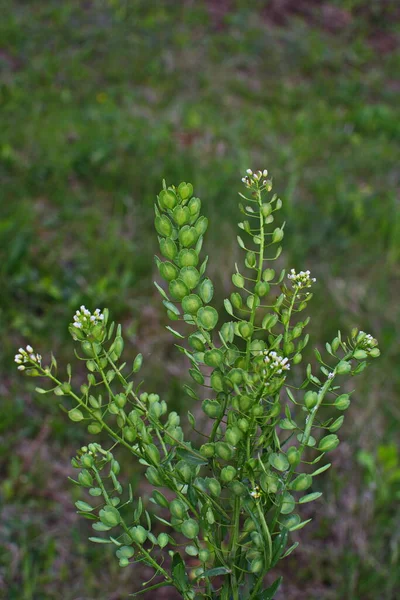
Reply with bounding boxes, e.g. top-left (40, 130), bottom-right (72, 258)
top-left (264, 350), bottom-right (290, 374)
top-left (72, 306), bottom-right (105, 332)
top-left (15, 344), bottom-right (42, 369)
top-left (328, 372), bottom-right (334, 379)
top-left (357, 331), bottom-right (378, 350)
top-left (241, 169), bottom-right (271, 190)
top-left (287, 268), bottom-right (316, 290)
